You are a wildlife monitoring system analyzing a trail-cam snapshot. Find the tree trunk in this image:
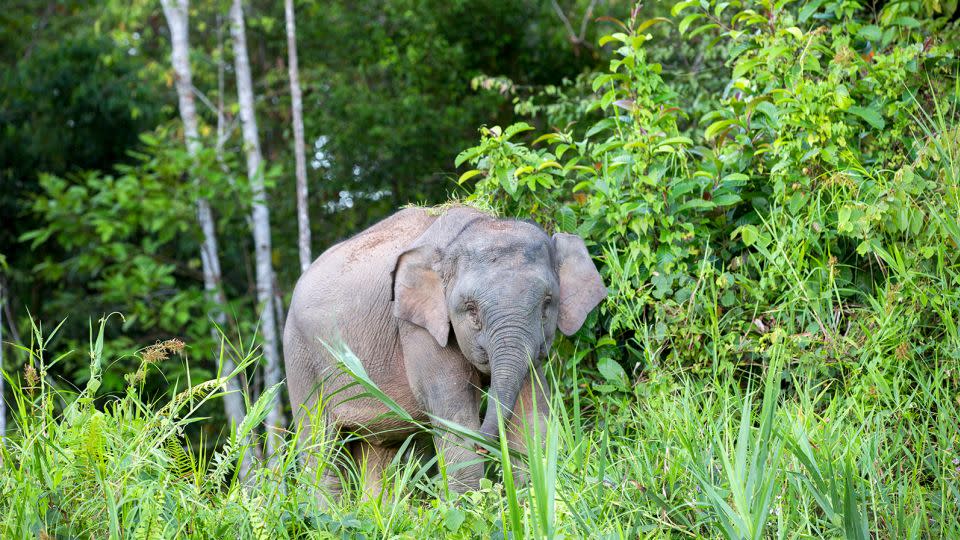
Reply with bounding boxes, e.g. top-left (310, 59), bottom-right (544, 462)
top-left (285, 0), bottom-right (312, 273)
top-left (0, 278), bottom-right (6, 447)
top-left (229, 0), bottom-right (287, 459)
top-left (160, 0), bottom-right (250, 475)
